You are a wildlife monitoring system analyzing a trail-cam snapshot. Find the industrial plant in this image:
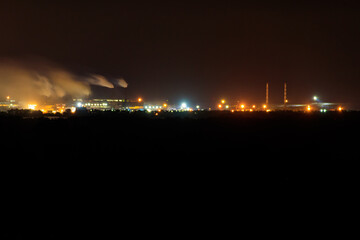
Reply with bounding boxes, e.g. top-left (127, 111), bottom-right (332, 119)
top-left (0, 81), bottom-right (345, 114)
